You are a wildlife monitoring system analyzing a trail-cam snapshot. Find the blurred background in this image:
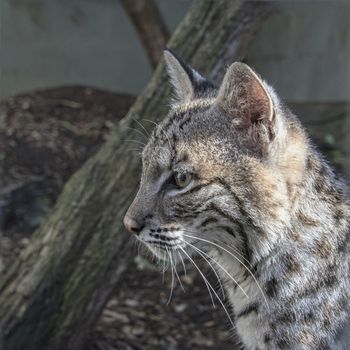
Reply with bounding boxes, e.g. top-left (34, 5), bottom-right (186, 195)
top-left (1, 1), bottom-right (349, 100)
top-left (0, 1), bottom-right (349, 349)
